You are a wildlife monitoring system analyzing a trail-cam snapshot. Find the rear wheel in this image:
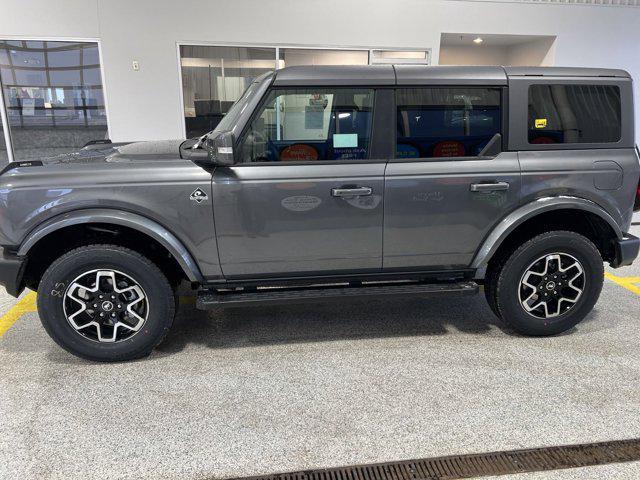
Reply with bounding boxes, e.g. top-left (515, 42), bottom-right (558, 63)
top-left (486, 231), bottom-right (604, 336)
top-left (38, 245), bottom-right (176, 361)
